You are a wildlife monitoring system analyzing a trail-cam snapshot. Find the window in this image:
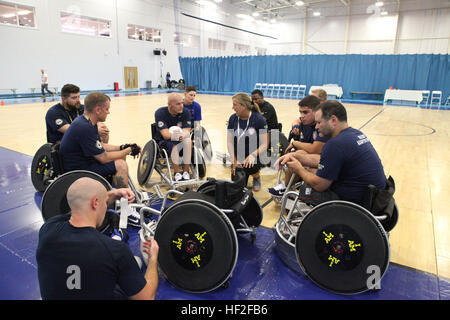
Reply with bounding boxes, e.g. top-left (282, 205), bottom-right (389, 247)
top-left (174, 32), bottom-right (199, 48)
top-left (208, 38), bottom-right (227, 51)
top-left (60, 12), bottom-right (111, 37)
top-left (0, 1), bottom-right (35, 28)
top-left (234, 43), bottom-right (250, 55)
top-left (255, 47), bottom-right (267, 55)
top-left (127, 24), bottom-right (161, 43)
